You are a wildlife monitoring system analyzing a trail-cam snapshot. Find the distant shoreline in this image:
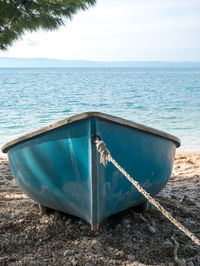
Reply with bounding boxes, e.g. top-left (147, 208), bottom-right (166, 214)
top-left (1, 57), bottom-right (200, 68)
